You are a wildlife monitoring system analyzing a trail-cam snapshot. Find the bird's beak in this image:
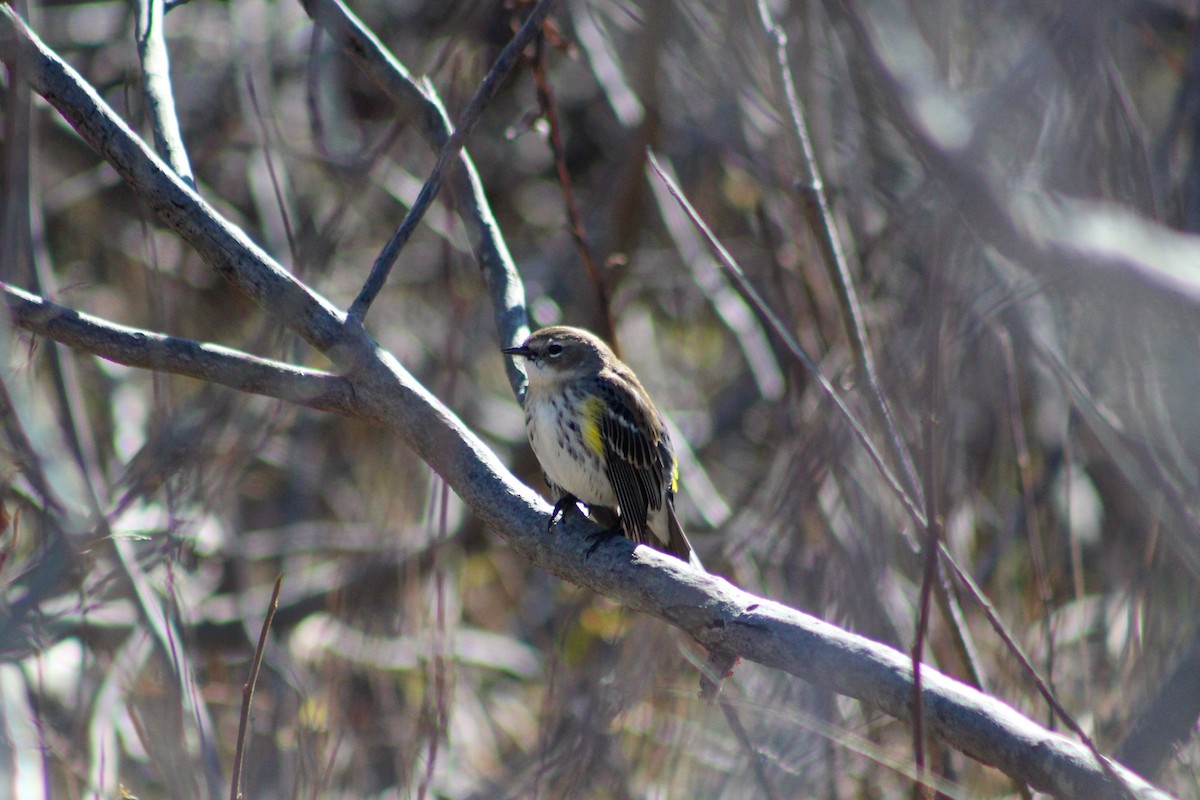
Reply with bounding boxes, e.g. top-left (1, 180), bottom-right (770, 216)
top-left (502, 344), bottom-right (531, 357)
